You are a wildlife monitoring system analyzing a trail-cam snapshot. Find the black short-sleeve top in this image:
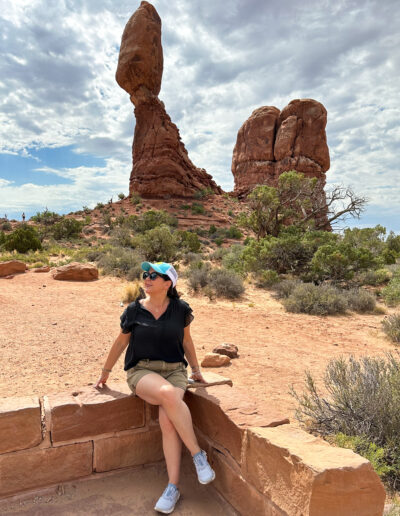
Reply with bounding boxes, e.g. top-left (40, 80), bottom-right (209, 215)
top-left (120, 297), bottom-right (194, 371)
